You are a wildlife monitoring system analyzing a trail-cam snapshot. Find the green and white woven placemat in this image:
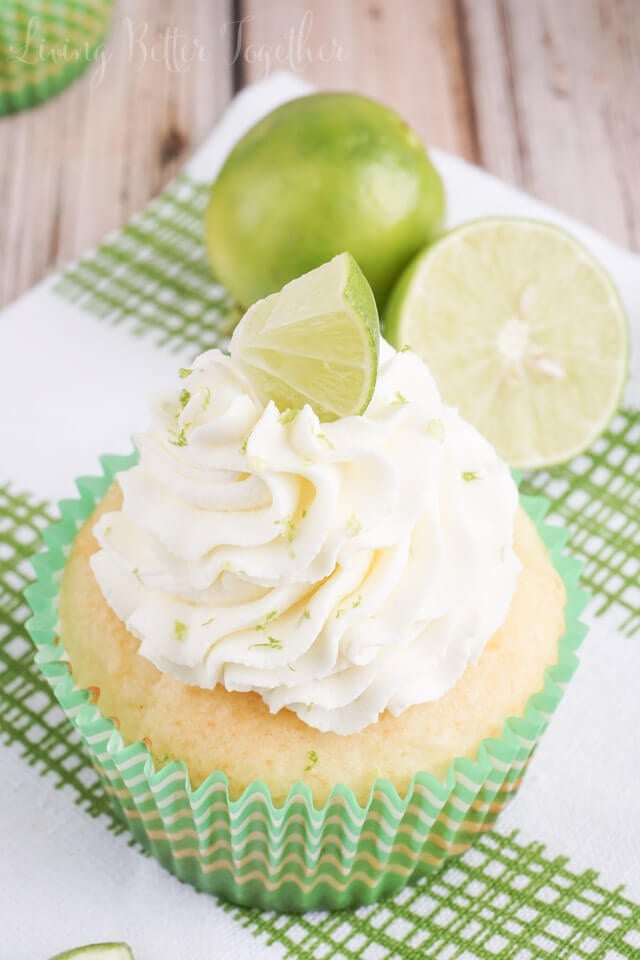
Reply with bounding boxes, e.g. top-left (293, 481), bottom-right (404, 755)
top-left (1, 74), bottom-right (639, 959)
